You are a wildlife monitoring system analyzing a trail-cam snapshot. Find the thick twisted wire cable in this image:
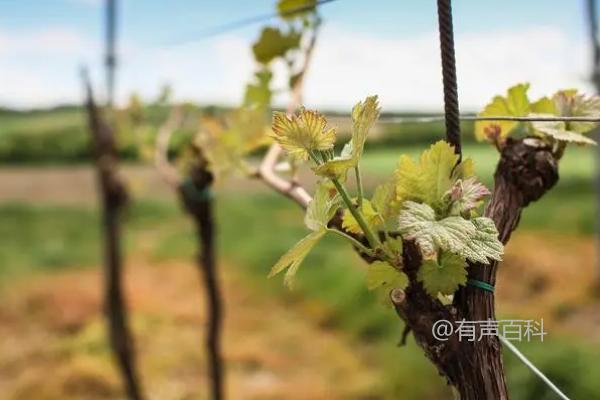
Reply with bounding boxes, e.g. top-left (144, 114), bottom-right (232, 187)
top-left (437, 0), bottom-right (462, 159)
